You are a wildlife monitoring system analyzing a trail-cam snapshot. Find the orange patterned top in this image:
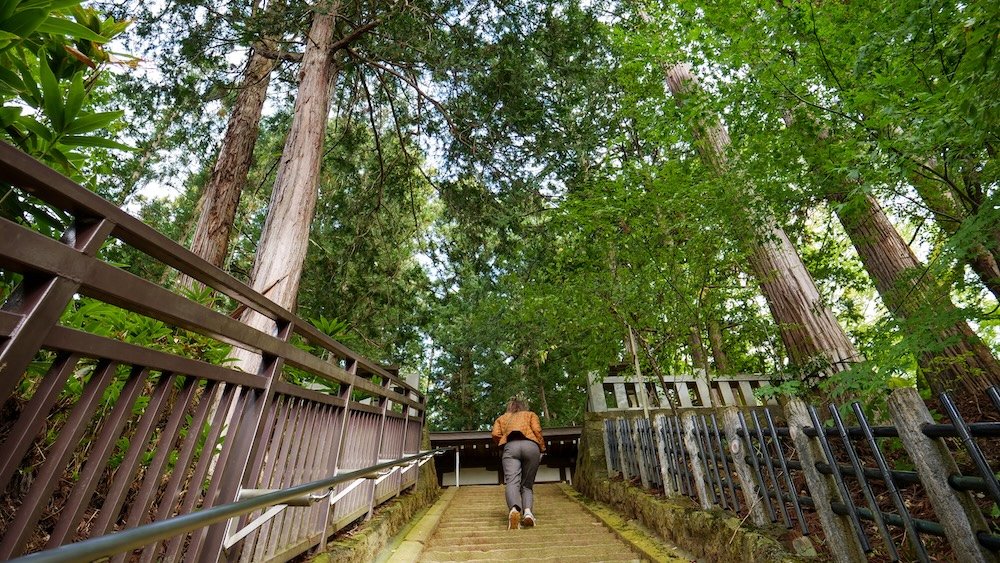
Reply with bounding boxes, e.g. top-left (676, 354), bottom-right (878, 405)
top-left (491, 410), bottom-right (545, 452)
